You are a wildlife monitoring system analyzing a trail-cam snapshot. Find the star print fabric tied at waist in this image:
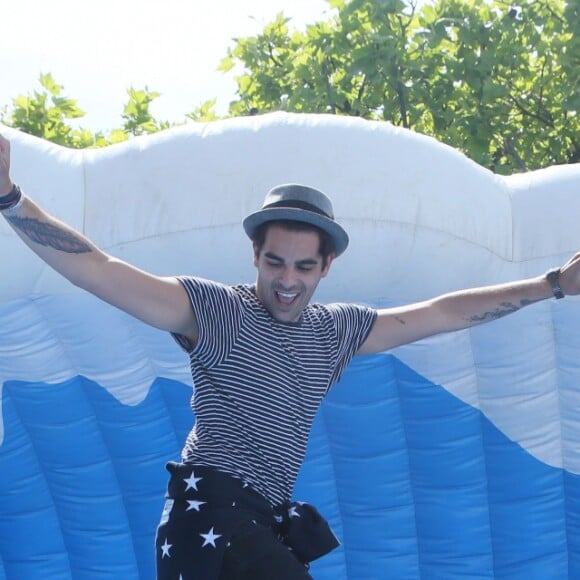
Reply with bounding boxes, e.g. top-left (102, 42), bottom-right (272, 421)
top-left (272, 500), bottom-right (340, 564)
top-left (157, 462), bottom-right (339, 579)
